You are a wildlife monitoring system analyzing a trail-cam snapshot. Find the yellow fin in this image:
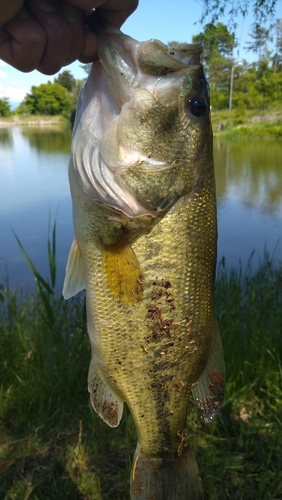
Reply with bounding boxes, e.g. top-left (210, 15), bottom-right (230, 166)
top-left (62, 237), bottom-right (85, 300)
top-left (102, 237), bottom-right (142, 304)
